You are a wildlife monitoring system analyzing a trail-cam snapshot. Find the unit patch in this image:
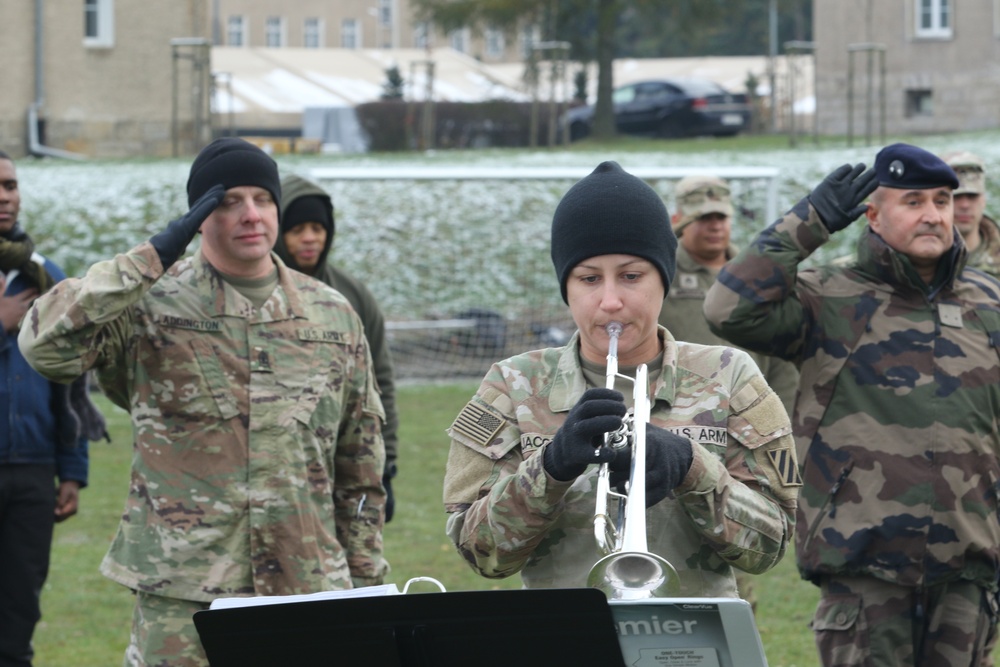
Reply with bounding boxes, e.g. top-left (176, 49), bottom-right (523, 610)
top-left (767, 448), bottom-right (803, 487)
